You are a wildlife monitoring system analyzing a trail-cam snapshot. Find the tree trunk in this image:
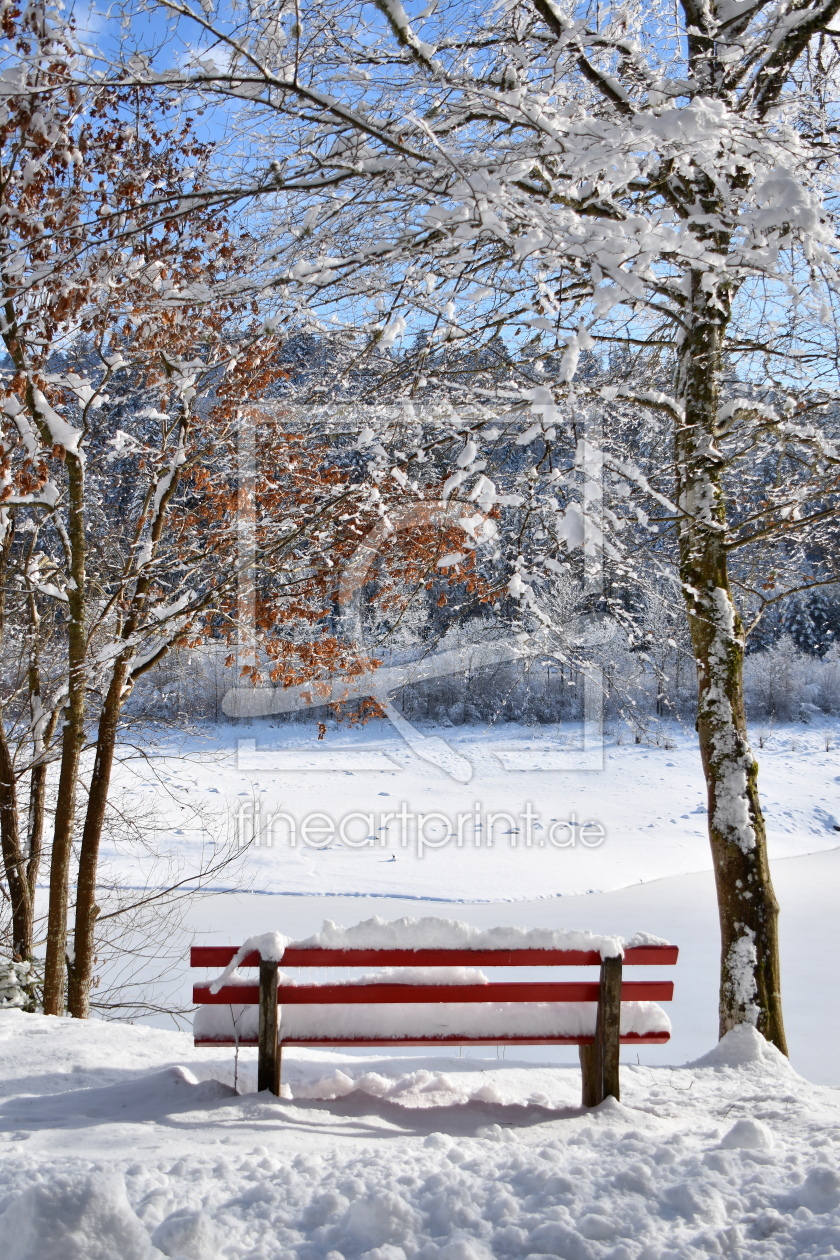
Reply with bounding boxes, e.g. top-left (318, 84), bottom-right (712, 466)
top-left (0, 529), bottom-right (33, 960)
top-left (675, 275), bottom-right (787, 1052)
top-left (43, 453), bottom-right (87, 1016)
top-left (0, 715), bottom-right (33, 959)
top-left (25, 638), bottom-right (60, 909)
top-left (26, 759), bottom-right (49, 907)
top-left (67, 659), bottom-right (129, 1018)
